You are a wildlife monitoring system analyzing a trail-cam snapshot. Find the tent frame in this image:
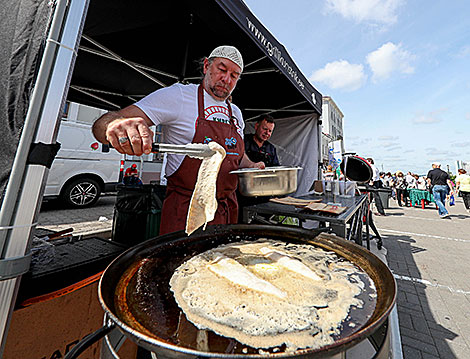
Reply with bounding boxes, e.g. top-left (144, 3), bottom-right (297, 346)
top-left (0, 0), bottom-right (89, 353)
